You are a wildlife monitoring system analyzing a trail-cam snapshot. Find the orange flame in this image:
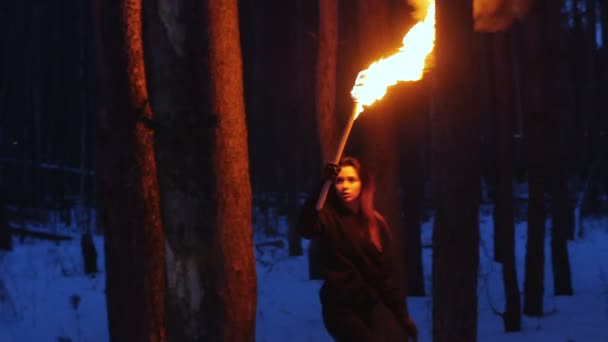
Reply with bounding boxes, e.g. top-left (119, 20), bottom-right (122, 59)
top-left (351, 1), bottom-right (435, 118)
